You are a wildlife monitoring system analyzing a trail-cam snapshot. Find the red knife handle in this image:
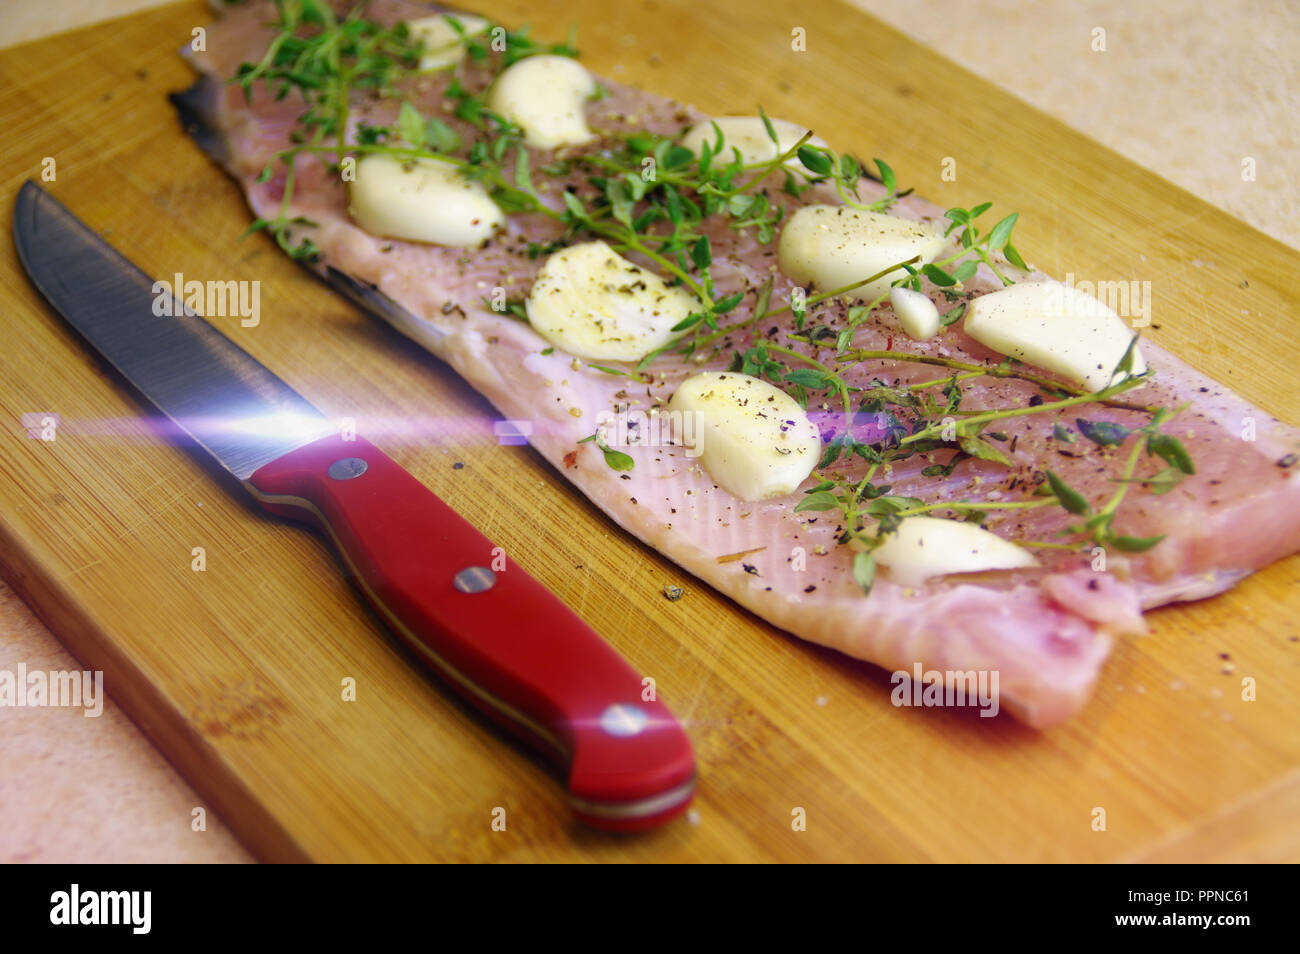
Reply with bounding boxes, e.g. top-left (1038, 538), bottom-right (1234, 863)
top-left (245, 434), bottom-right (695, 830)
